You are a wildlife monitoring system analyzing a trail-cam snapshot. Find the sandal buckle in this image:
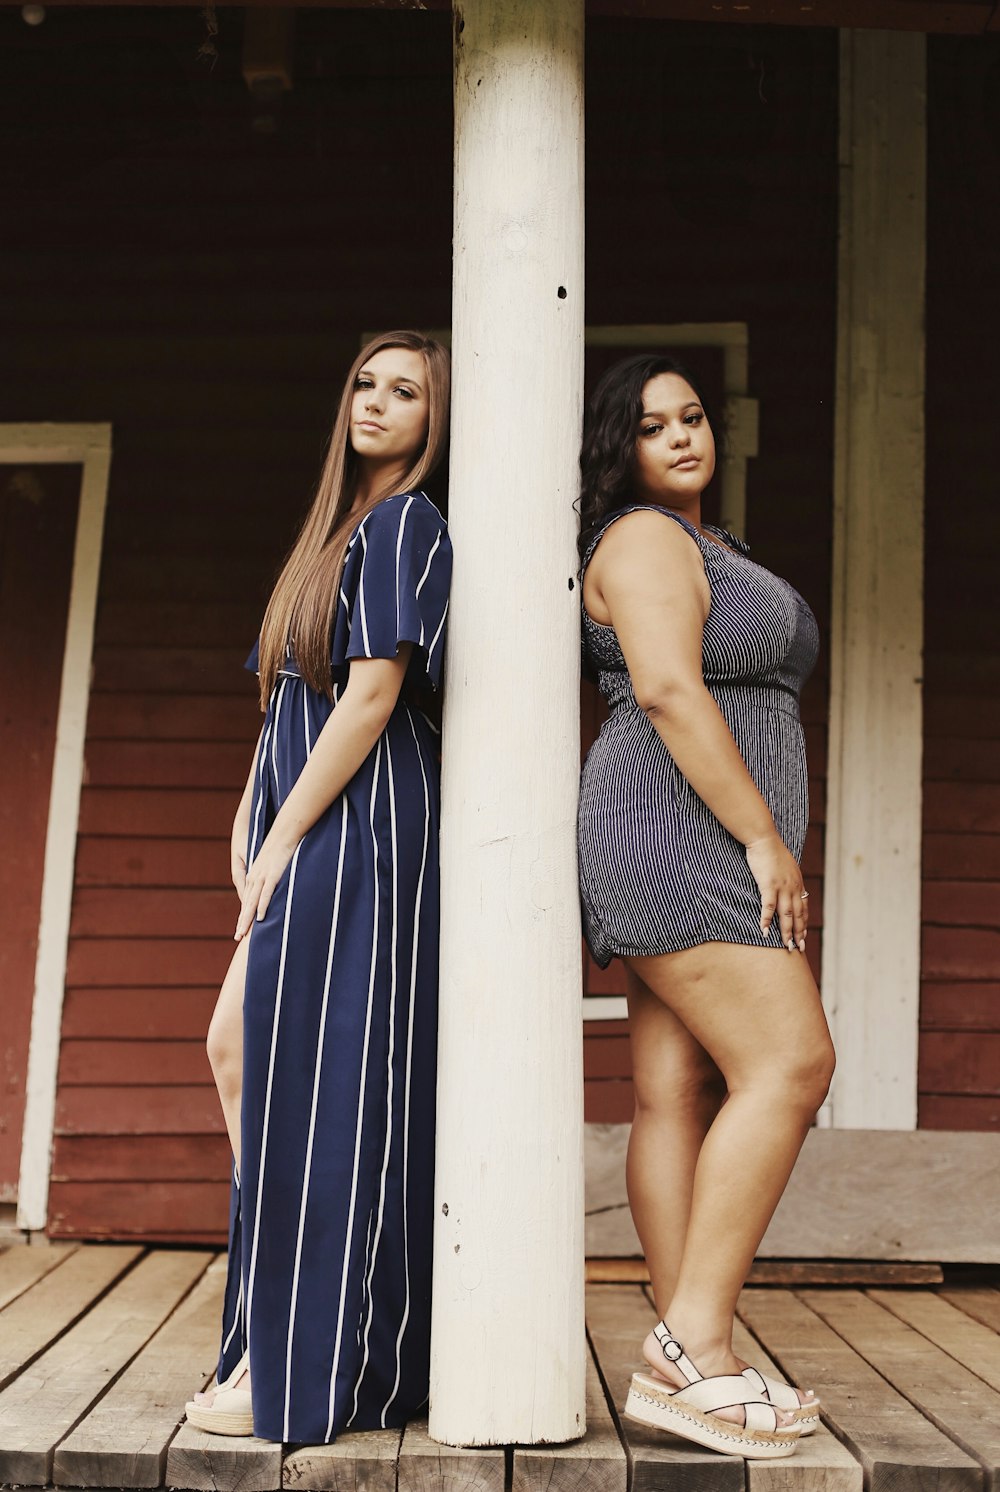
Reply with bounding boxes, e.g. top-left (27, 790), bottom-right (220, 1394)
top-left (660, 1336), bottom-right (683, 1362)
